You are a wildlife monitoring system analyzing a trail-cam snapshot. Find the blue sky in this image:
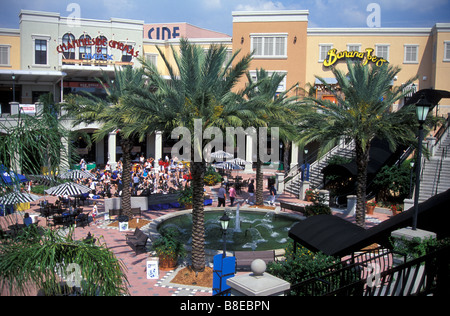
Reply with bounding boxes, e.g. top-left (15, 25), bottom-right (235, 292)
top-left (1, 0), bottom-right (449, 35)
